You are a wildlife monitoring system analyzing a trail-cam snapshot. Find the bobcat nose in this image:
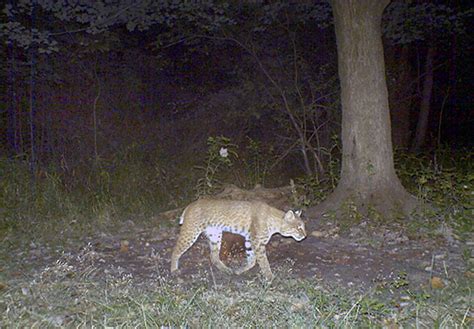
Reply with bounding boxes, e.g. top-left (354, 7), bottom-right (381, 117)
top-left (300, 226), bottom-right (306, 237)
top-left (295, 228), bottom-right (306, 241)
